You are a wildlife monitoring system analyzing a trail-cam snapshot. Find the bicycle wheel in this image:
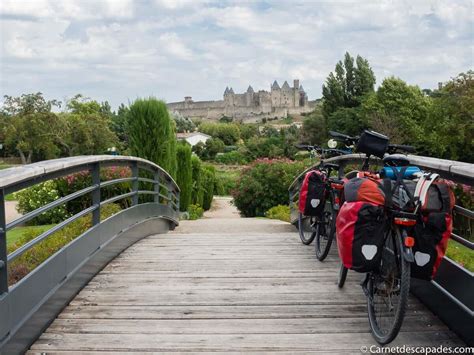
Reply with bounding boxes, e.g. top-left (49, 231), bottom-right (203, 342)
top-left (338, 264), bottom-right (348, 288)
top-left (298, 213), bottom-right (316, 245)
top-left (367, 228), bottom-right (410, 345)
top-left (315, 200), bottom-right (336, 261)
